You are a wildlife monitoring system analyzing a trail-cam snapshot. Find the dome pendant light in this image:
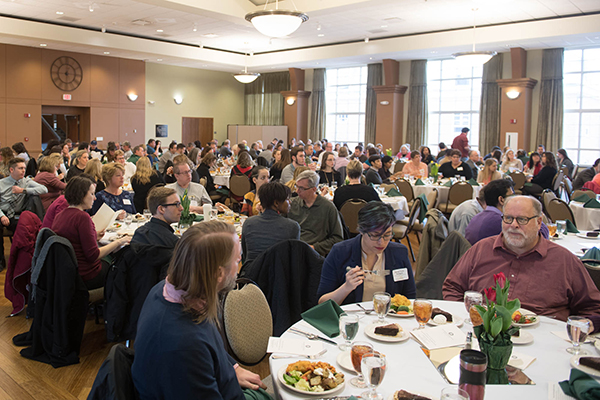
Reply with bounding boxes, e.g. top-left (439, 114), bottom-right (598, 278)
top-left (245, 0), bottom-right (308, 38)
top-left (233, 55), bottom-right (260, 84)
top-left (452, 8), bottom-right (496, 67)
